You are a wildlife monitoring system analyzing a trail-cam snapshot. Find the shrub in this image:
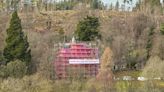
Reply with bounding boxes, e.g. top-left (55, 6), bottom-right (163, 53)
top-left (6, 60), bottom-right (27, 78)
top-left (0, 74), bottom-right (54, 92)
top-left (0, 65), bottom-right (8, 78)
